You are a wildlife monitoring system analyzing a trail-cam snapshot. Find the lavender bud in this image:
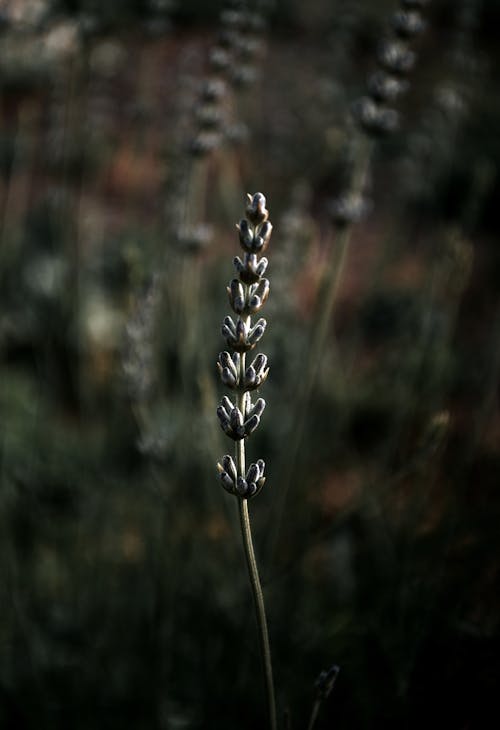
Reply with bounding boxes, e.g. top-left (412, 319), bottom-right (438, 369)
top-left (220, 472), bottom-right (236, 493)
top-left (245, 365), bottom-right (257, 388)
top-left (248, 318), bottom-right (267, 346)
top-left (231, 65), bottom-right (258, 89)
top-left (238, 219), bottom-right (254, 250)
top-left (201, 78), bottom-right (227, 102)
top-left (353, 97), bottom-right (399, 135)
top-left (228, 278), bottom-right (246, 313)
top-left (230, 406), bottom-right (244, 431)
top-left (246, 192), bottom-right (269, 224)
top-left (378, 41), bottom-right (416, 75)
top-left (220, 367), bottom-right (237, 388)
top-left (315, 664), bottom-right (340, 701)
top-left (222, 315), bottom-right (237, 337)
top-left (246, 463), bottom-right (260, 484)
top-left (244, 414), bottom-right (260, 436)
top-left (392, 10), bottom-right (425, 38)
top-left (236, 476), bottom-right (248, 496)
top-left (217, 405), bottom-right (231, 430)
top-left (221, 395), bottom-right (234, 414)
top-left (248, 397), bottom-right (266, 419)
top-left (246, 482), bottom-right (258, 497)
top-left (329, 195), bottom-right (369, 227)
top-left (368, 71), bottom-right (409, 102)
top-left (222, 454), bottom-right (238, 482)
top-left (210, 46), bottom-right (231, 71)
